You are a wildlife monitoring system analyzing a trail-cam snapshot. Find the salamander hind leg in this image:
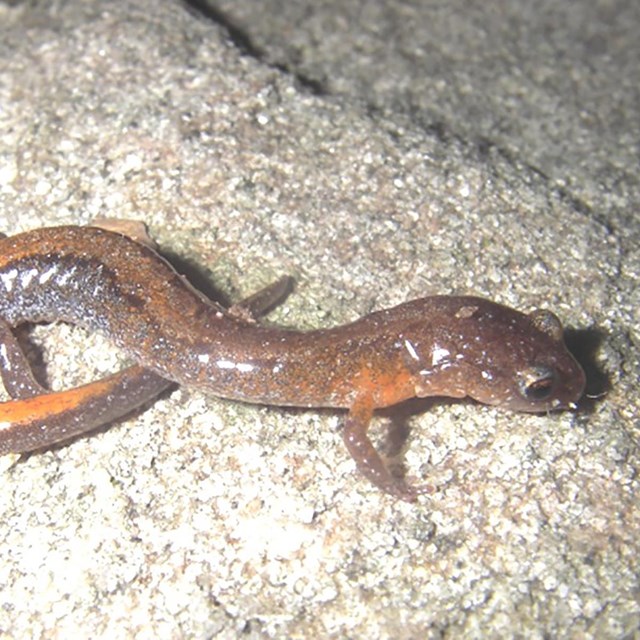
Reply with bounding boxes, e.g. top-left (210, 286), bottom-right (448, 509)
top-left (90, 218), bottom-right (158, 249)
top-left (342, 396), bottom-right (431, 502)
top-left (0, 319), bottom-right (47, 399)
